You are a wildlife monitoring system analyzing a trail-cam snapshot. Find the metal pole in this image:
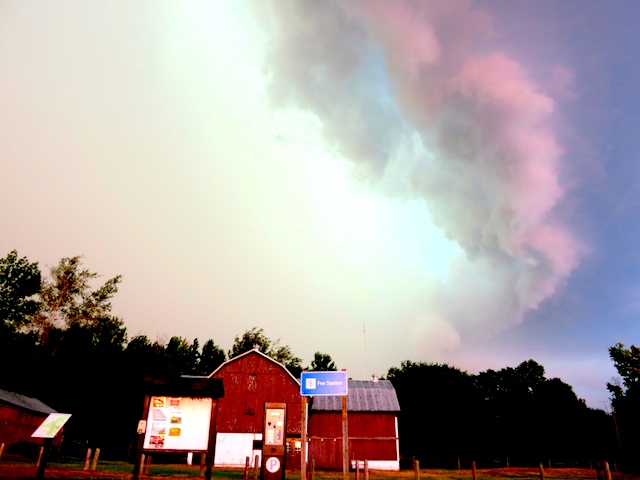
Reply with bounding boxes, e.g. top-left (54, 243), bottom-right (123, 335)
top-left (301, 395), bottom-right (308, 480)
